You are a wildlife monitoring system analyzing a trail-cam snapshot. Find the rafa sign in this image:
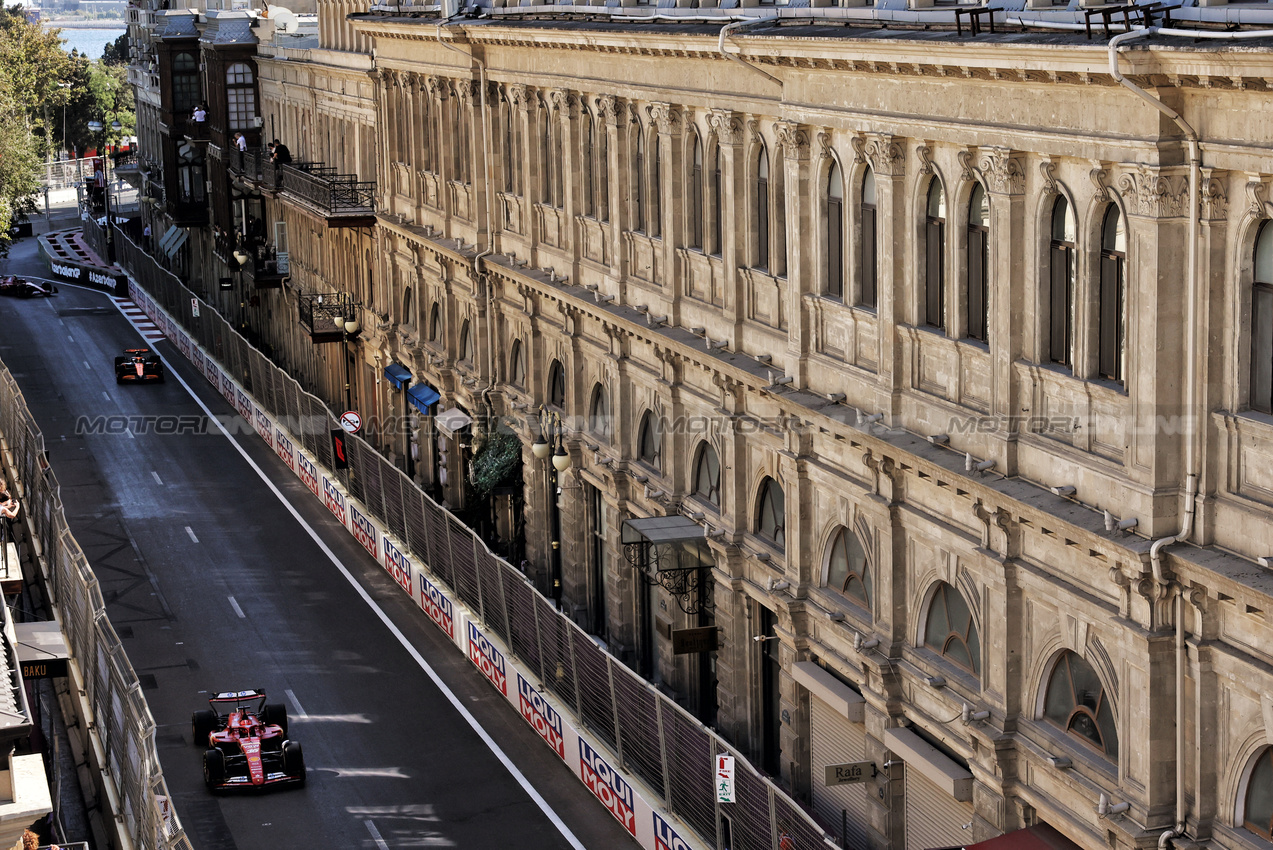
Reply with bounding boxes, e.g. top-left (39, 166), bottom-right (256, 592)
top-left (824, 760), bottom-right (876, 786)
